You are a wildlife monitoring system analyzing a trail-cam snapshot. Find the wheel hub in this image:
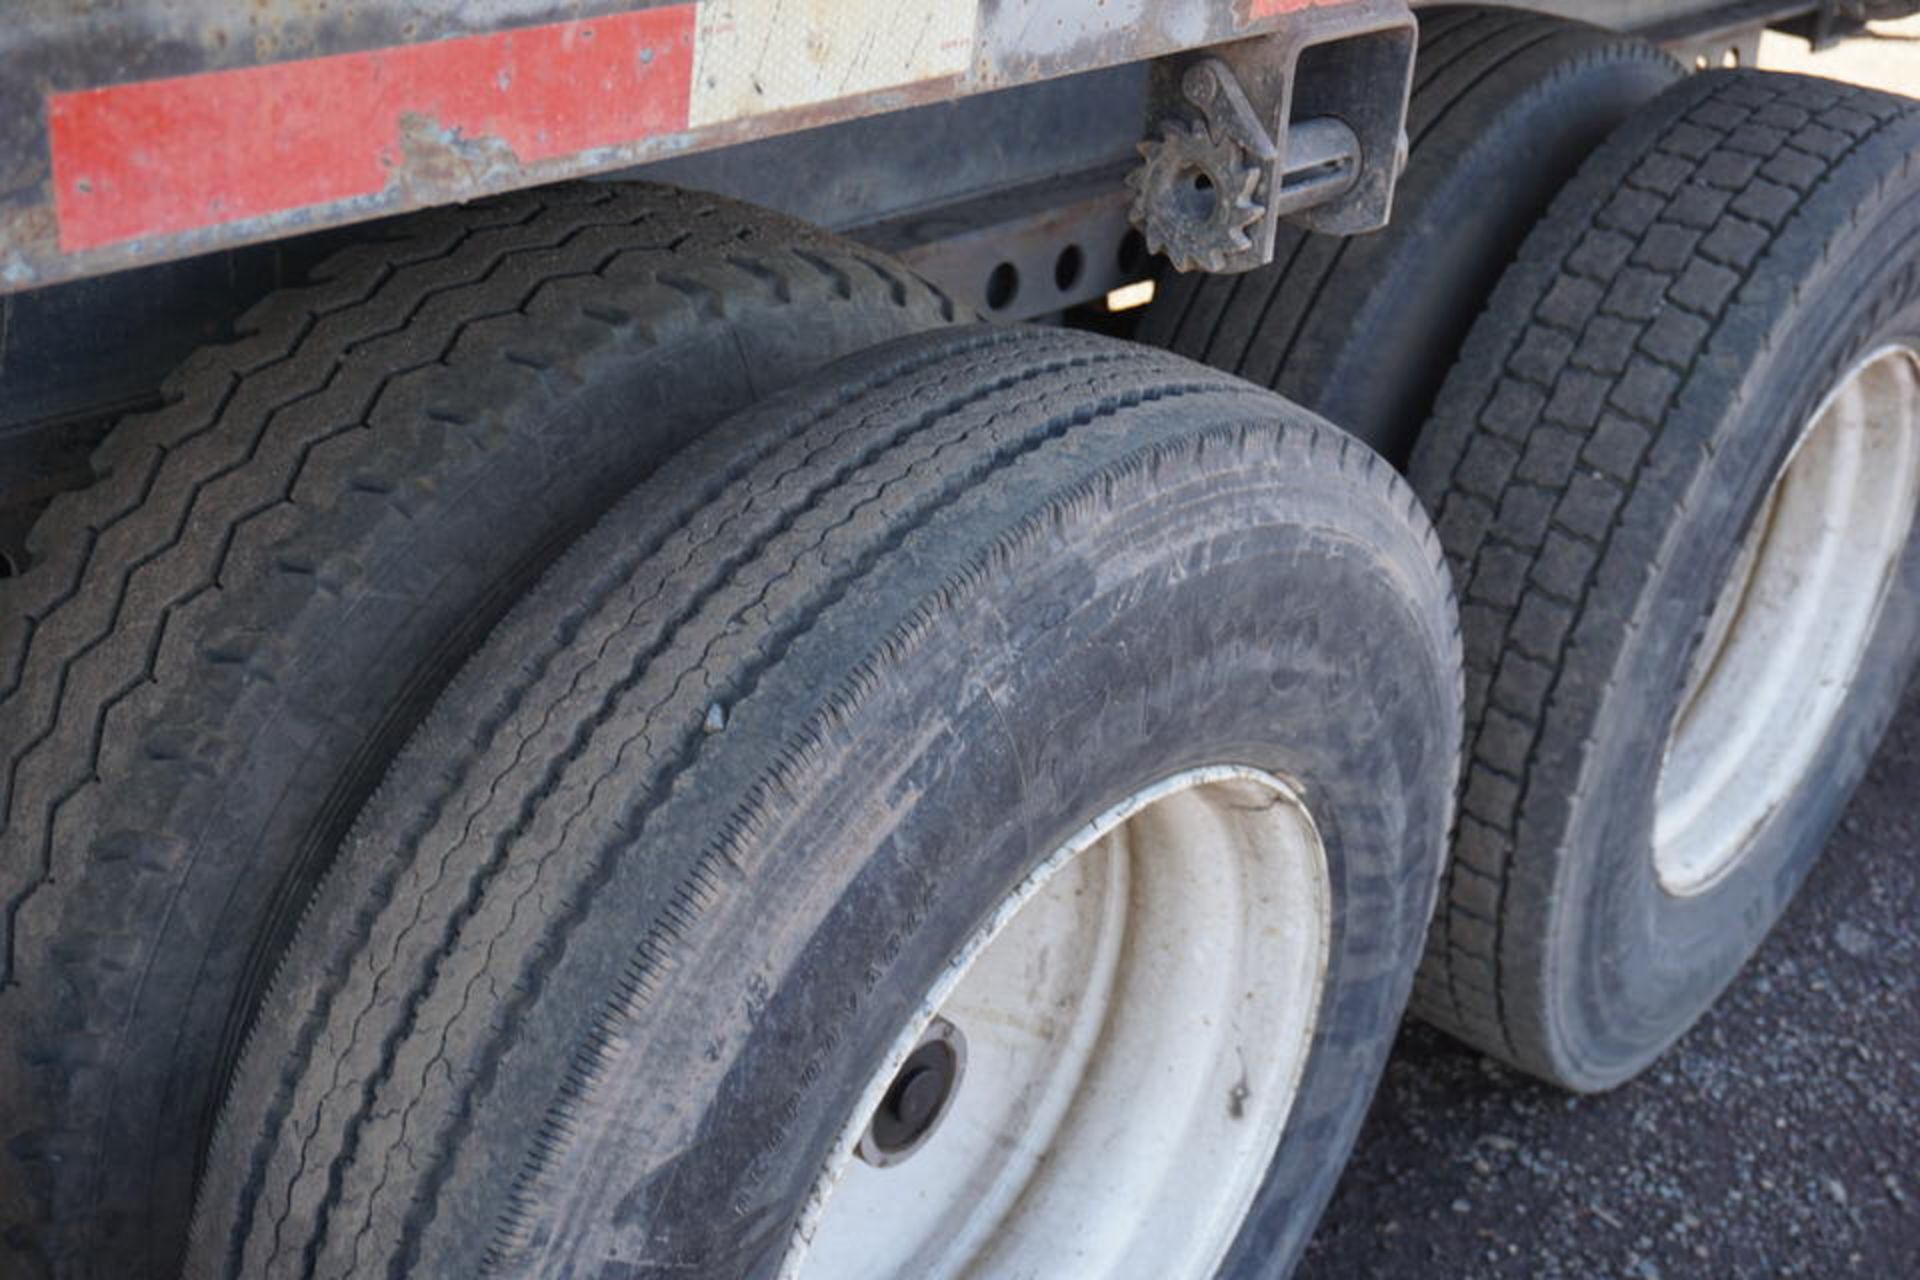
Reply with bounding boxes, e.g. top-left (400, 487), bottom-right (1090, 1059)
top-left (856, 1017), bottom-right (966, 1167)
top-left (781, 767), bottom-right (1333, 1280)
